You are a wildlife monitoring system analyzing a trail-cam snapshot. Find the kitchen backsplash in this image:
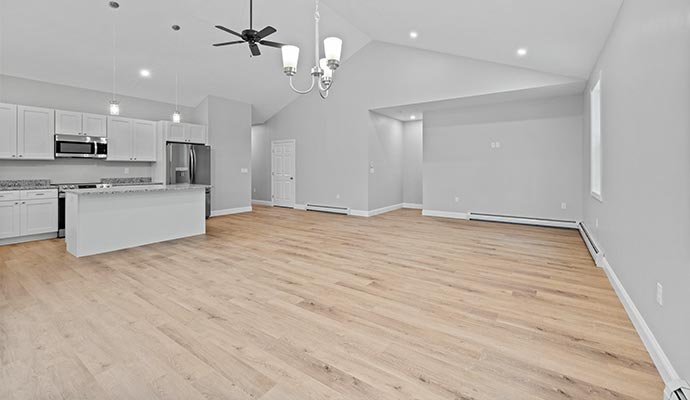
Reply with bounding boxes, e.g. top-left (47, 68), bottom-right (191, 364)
top-left (0, 159), bottom-right (152, 184)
